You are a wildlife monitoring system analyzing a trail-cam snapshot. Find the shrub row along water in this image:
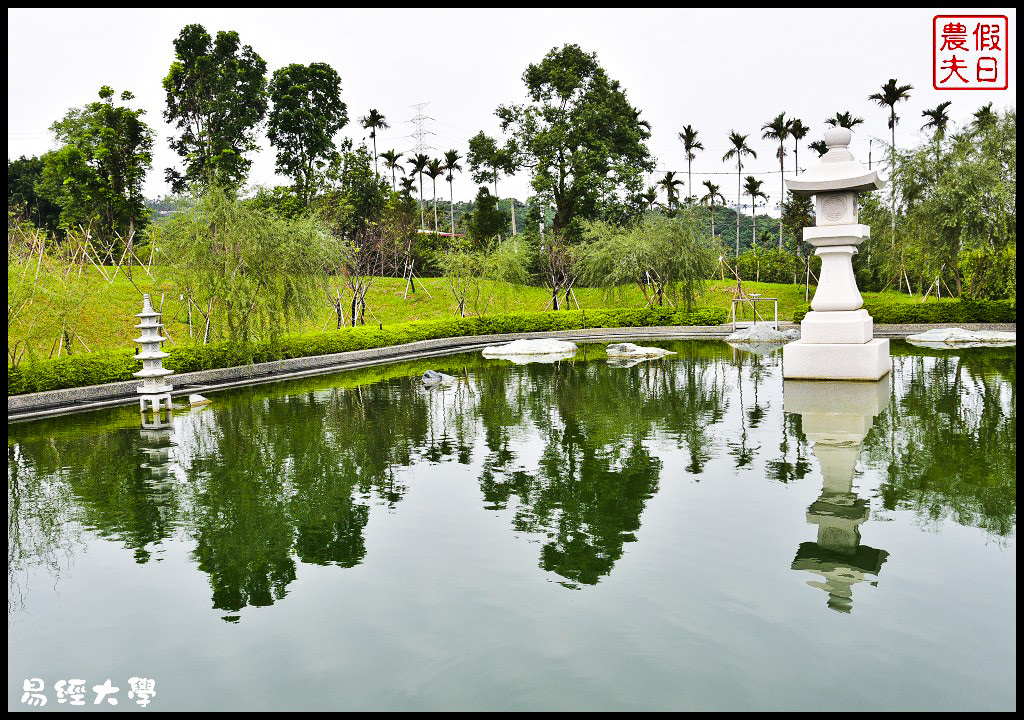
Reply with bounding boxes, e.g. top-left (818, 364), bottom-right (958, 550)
top-left (8, 307), bottom-right (727, 396)
top-left (790, 299), bottom-right (1015, 324)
